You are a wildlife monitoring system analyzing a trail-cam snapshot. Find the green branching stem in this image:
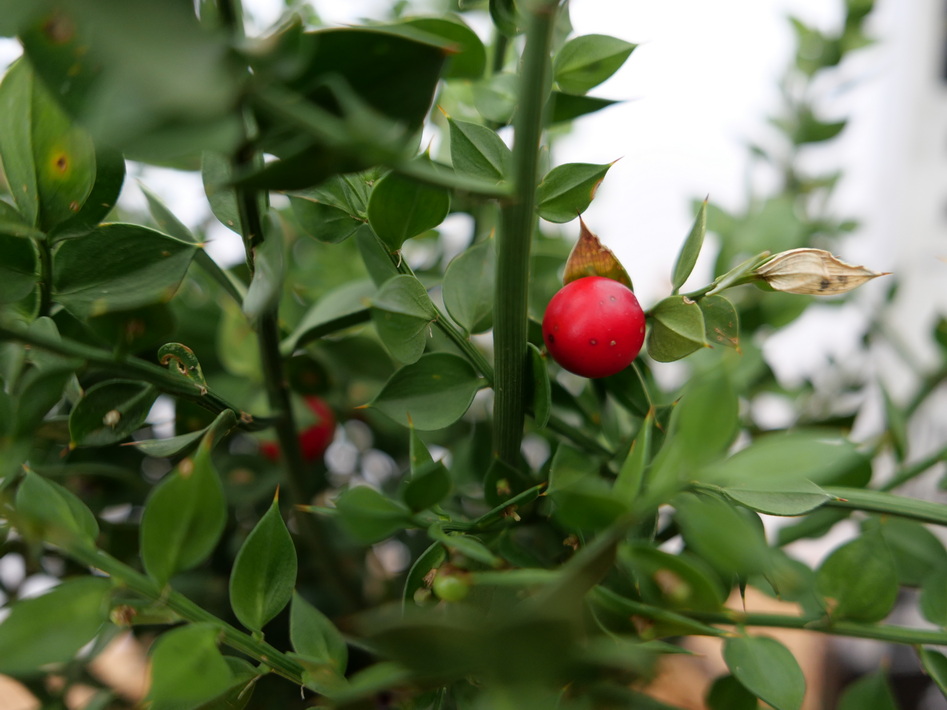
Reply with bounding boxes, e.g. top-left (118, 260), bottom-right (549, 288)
top-left (493, 0), bottom-right (558, 464)
top-left (67, 544), bottom-right (306, 684)
top-left (0, 321), bottom-right (267, 429)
